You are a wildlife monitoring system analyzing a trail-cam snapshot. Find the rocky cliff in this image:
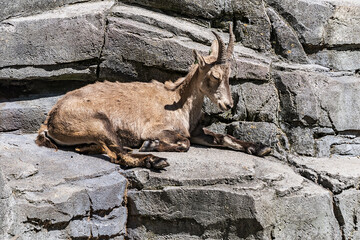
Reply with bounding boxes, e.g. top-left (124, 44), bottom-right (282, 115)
top-left (1, 0), bottom-right (360, 239)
